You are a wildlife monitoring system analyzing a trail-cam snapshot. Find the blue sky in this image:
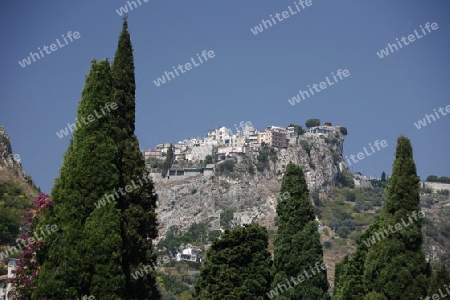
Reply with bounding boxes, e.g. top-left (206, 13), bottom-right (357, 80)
top-left (0, 0), bottom-right (449, 193)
